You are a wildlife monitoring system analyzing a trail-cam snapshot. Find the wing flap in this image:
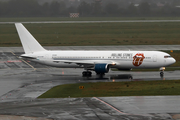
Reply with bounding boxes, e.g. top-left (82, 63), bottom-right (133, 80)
top-left (53, 59), bottom-right (117, 66)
